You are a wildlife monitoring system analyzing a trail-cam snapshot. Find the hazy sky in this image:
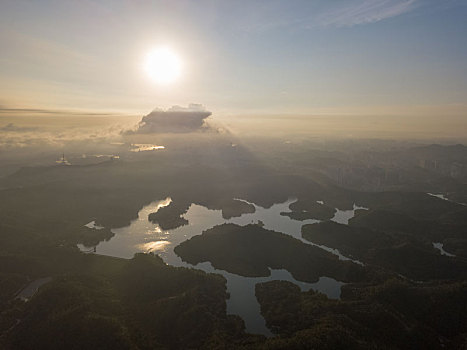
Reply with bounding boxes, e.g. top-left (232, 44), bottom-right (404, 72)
top-left (0, 0), bottom-right (466, 116)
